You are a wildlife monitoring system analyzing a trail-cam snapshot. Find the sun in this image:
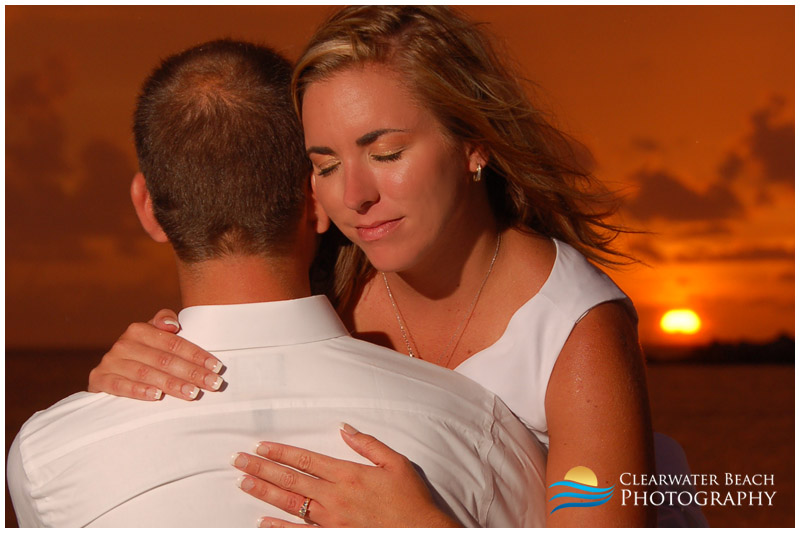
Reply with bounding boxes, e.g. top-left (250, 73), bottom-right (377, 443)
top-left (563, 466), bottom-right (598, 487)
top-left (660, 309), bottom-right (701, 335)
